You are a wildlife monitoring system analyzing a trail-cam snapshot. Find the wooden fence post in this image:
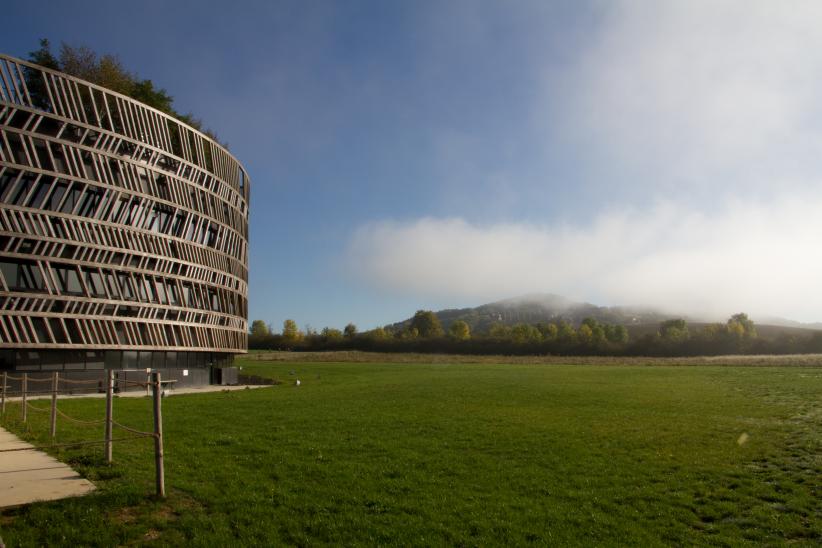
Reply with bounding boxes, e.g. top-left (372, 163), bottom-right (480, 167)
top-left (21, 373), bottom-right (27, 423)
top-left (105, 370), bottom-right (114, 464)
top-left (50, 372), bottom-right (58, 439)
top-left (152, 371), bottom-right (165, 498)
